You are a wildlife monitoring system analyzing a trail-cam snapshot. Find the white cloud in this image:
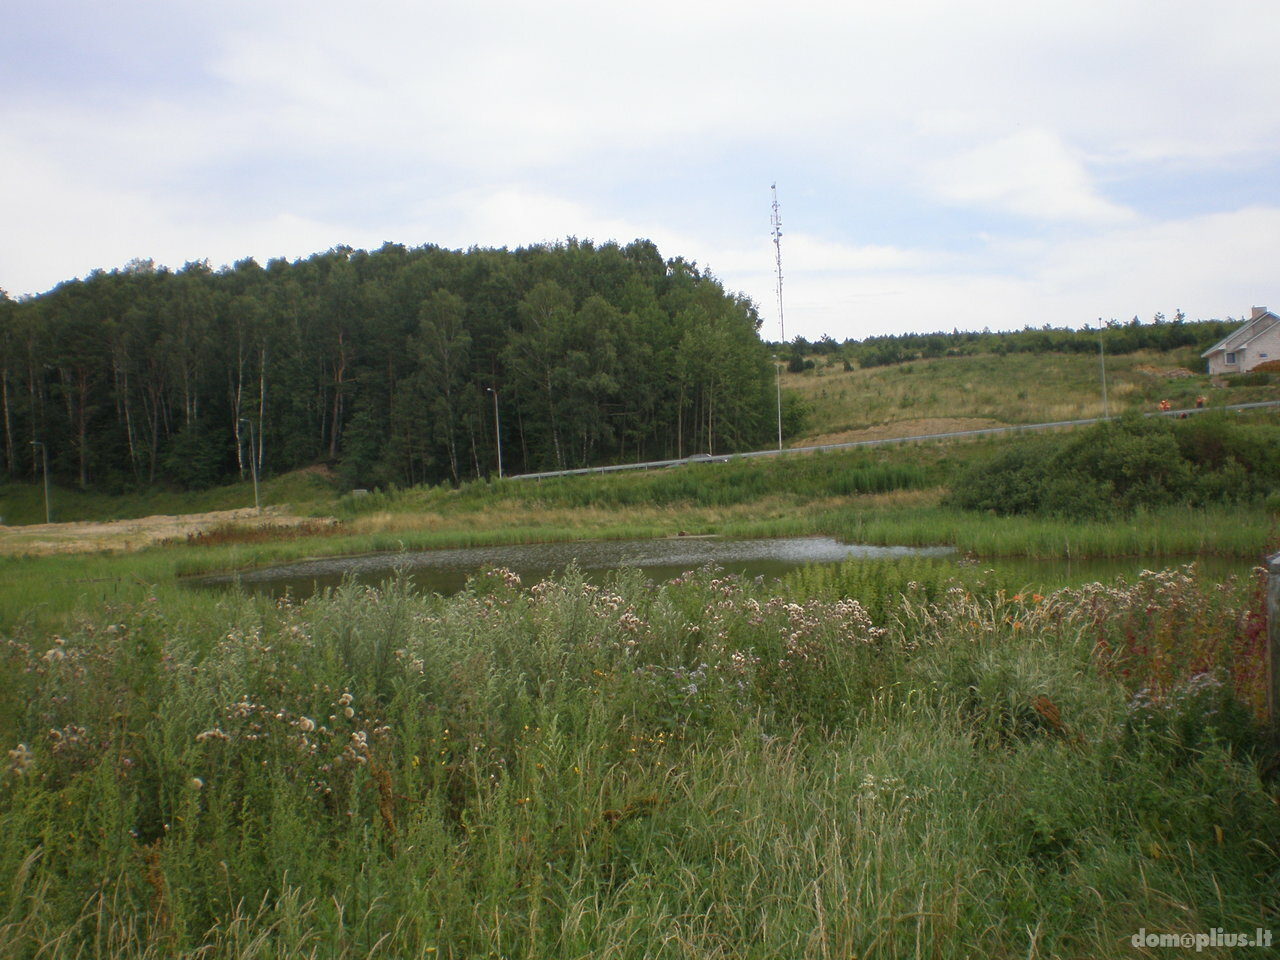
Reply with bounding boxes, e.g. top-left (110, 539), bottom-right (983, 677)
top-left (924, 128), bottom-right (1135, 224)
top-left (724, 206), bottom-right (1280, 340)
top-left (1033, 206), bottom-right (1280, 320)
top-left (2, 0), bottom-right (1278, 345)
